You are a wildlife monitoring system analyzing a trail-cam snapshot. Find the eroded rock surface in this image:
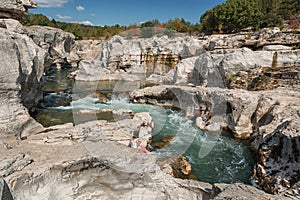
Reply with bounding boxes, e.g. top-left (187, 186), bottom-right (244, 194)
top-left (0, 19), bottom-right (46, 136)
top-left (1, 115), bottom-right (215, 200)
top-left (212, 183), bottom-right (286, 200)
top-left (203, 27), bottom-right (300, 50)
top-left (73, 35), bottom-right (204, 83)
top-left (0, 0), bottom-right (36, 19)
top-left (254, 120), bottom-right (300, 196)
top-left (130, 85), bottom-right (300, 197)
top-left (24, 25), bottom-right (79, 68)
